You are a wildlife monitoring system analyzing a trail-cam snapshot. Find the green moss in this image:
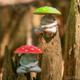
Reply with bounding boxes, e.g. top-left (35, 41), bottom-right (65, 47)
top-left (63, 0), bottom-right (77, 78)
top-left (66, 0), bottom-right (75, 47)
